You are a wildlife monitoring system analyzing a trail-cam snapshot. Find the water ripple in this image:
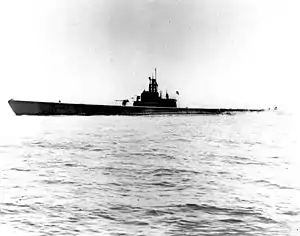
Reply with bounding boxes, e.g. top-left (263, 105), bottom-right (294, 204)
top-left (0, 114), bottom-right (299, 235)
